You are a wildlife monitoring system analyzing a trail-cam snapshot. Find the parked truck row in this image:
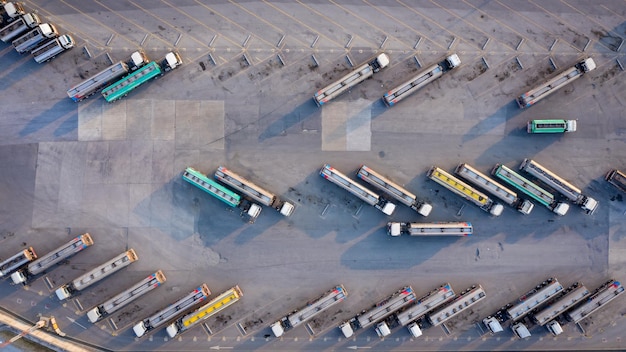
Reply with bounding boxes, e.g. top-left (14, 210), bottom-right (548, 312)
top-left (376, 285), bottom-right (485, 338)
top-left (320, 164), bottom-right (396, 216)
top-left (519, 158), bottom-right (598, 214)
top-left (314, 54), bottom-right (595, 116)
top-left (178, 161), bottom-right (598, 230)
top-left (214, 166), bottom-right (295, 217)
top-left (482, 278), bottom-right (623, 339)
top-left (66, 51), bottom-right (149, 102)
top-left (0, 2), bottom-right (74, 63)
